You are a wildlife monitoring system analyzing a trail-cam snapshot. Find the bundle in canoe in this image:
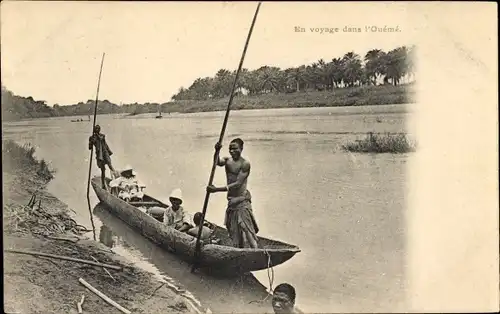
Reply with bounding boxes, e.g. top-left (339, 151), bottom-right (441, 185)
top-left (91, 176), bottom-right (300, 275)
